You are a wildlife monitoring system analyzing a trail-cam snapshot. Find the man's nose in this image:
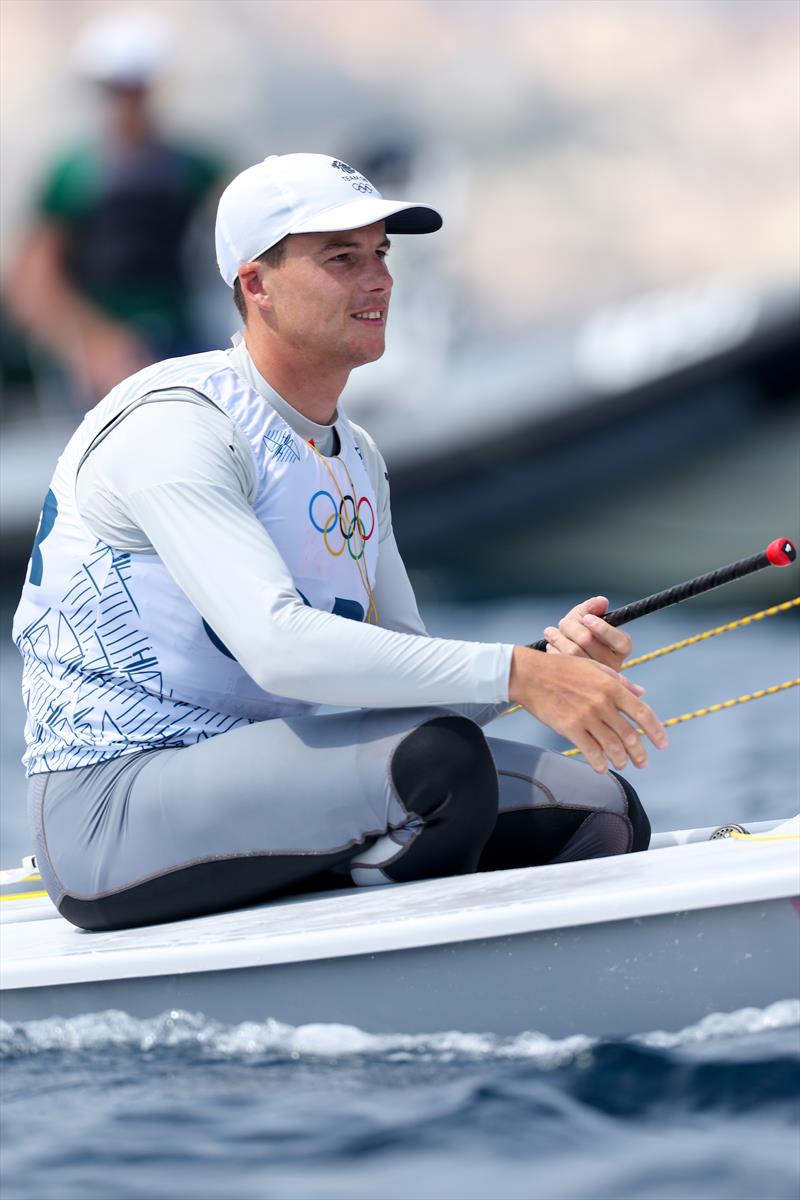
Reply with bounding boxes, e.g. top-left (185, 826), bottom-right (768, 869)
top-left (366, 258), bottom-right (393, 292)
